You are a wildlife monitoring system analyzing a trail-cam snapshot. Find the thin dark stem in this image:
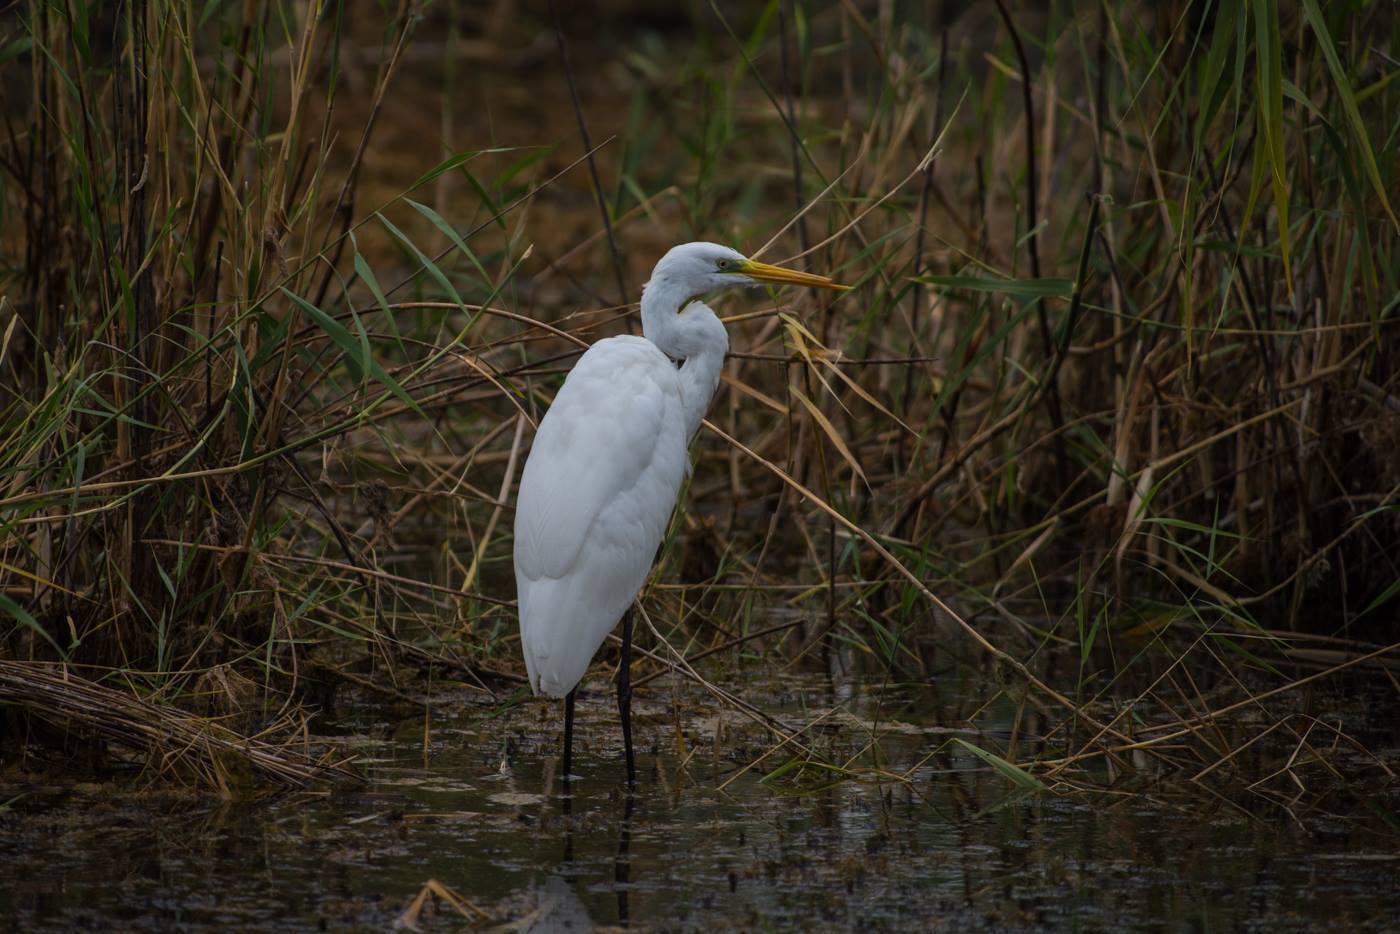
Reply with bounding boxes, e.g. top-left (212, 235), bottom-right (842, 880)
top-left (778, 0), bottom-right (809, 265)
top-left (802, 366), bottom-right (837, 636)
top-left (992, 0), bottom-right (1044, 287)
top-left (1093, 2), bottom-right (1108, 195)
top-left (993, 0), bottom-right (1067, 474)
top-left (206, 239), bottom-right (223, 422)
top-left (549, 0), bottom-right (630, 308)
top-left (903, 25), bottom-right (949, 418)
top-left (1047, 194), bottom-right (1103, 388)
